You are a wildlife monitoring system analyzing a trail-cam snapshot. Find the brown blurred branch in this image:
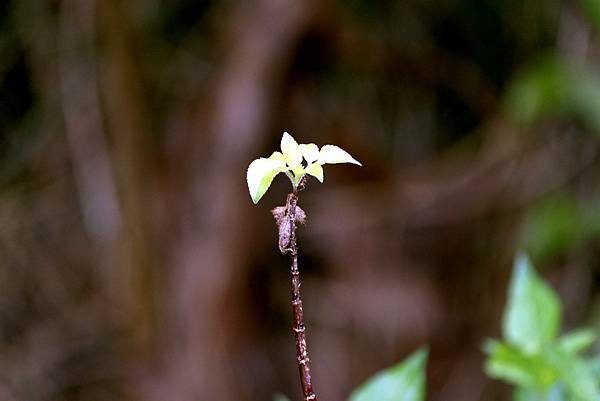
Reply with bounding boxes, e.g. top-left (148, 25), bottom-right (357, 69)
top-left (58, 0), bottom-right (121, 245)
top-left (98, 0), bottom-right (162, 355)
